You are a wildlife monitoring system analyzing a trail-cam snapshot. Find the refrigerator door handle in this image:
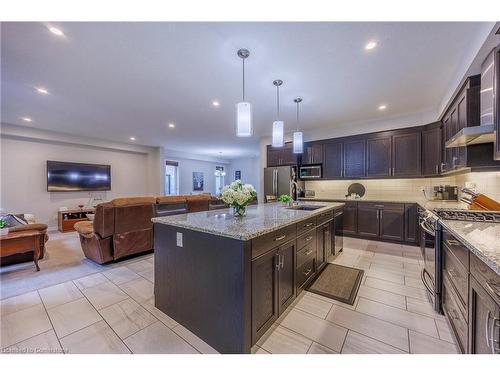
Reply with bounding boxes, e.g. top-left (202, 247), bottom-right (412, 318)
top-left (273, 169), bottom-right (278, 196)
